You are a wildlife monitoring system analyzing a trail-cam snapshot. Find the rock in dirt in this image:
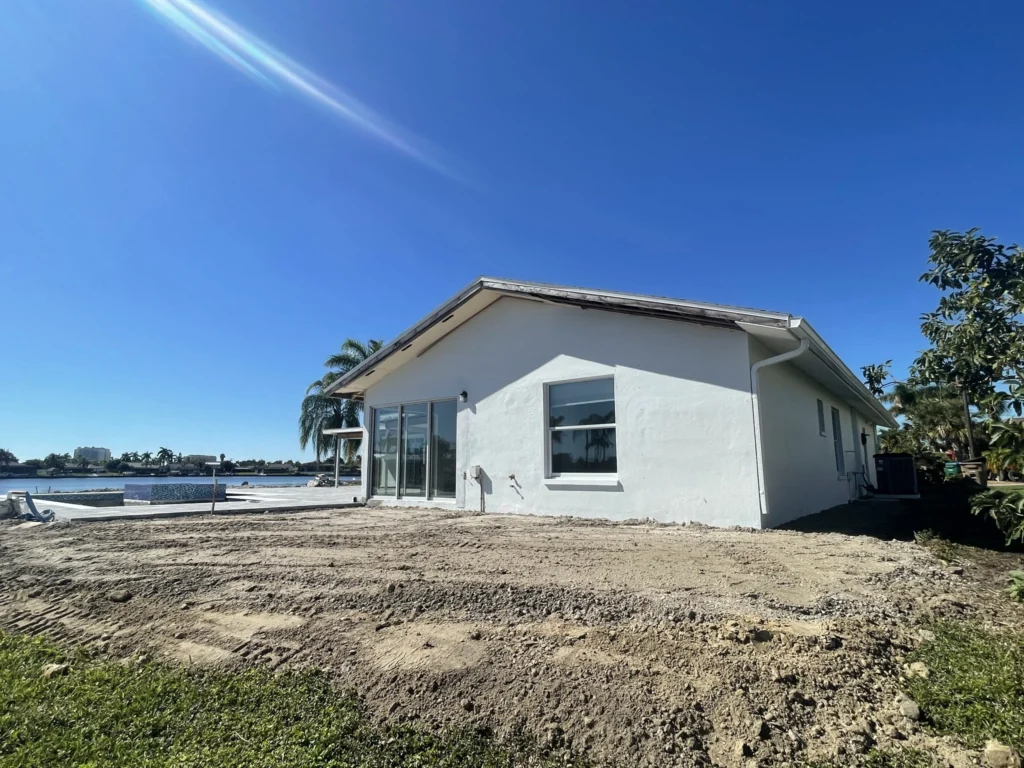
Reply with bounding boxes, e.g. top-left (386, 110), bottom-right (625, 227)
top-left (42, 663), bottom-right (69, 679)
top-left (897, 696), bottom-right (921, 721)
top-left (983, 740), bottom-right (1021, 768)
top-left (906, 661), bottom-right (931, 679)
top-left (733, 740), bottom-right (753, 759)
top-left (107, 589), bottom-right (132, 603)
